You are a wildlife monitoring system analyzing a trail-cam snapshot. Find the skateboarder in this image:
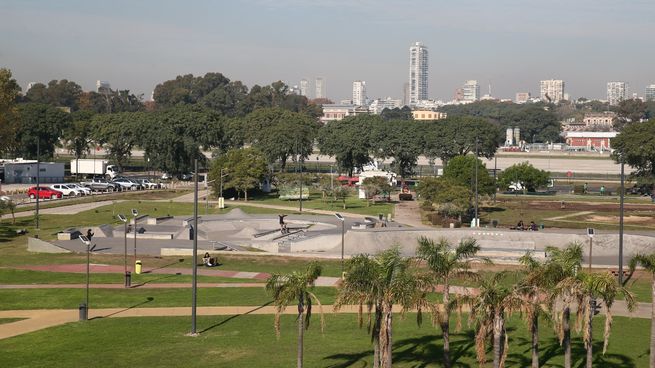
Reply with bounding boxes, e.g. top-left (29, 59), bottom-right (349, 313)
top-left (278, 214), bottom-right (288, 234)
